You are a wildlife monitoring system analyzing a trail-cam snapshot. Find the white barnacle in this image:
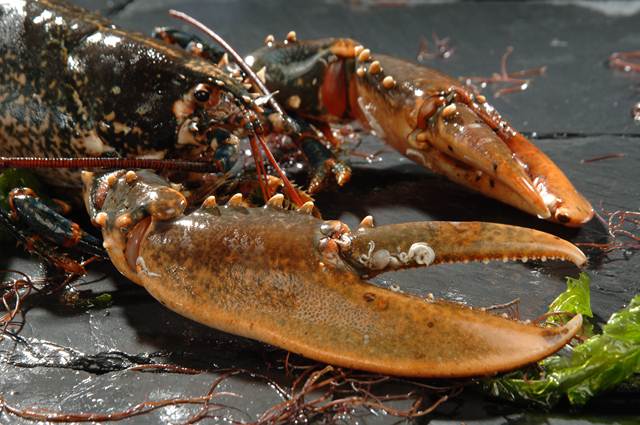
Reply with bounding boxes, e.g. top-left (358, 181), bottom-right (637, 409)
top-left (136, 256), bottom-right (161, 278)
top-left (370, 249), bottom-right (391, 270)
top-left (358, 240), bottom-right (376, 265)
top-left (407, 242), bottom-right (435, 266)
